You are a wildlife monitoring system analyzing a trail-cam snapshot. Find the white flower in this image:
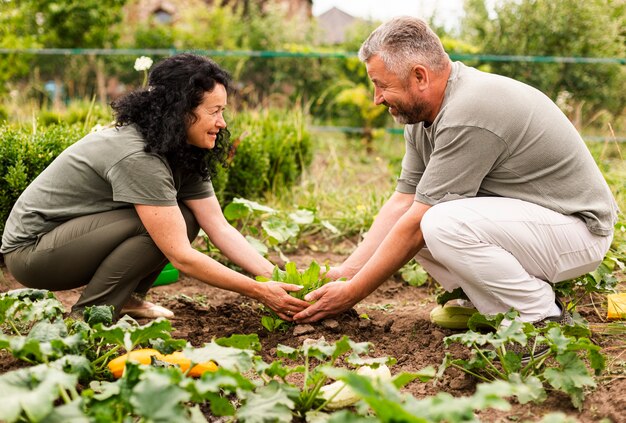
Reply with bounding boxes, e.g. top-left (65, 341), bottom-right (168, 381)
top-left (90, 124), bottom-right (105, 133)
top-left (134, 56), bottom-right (153, 72)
